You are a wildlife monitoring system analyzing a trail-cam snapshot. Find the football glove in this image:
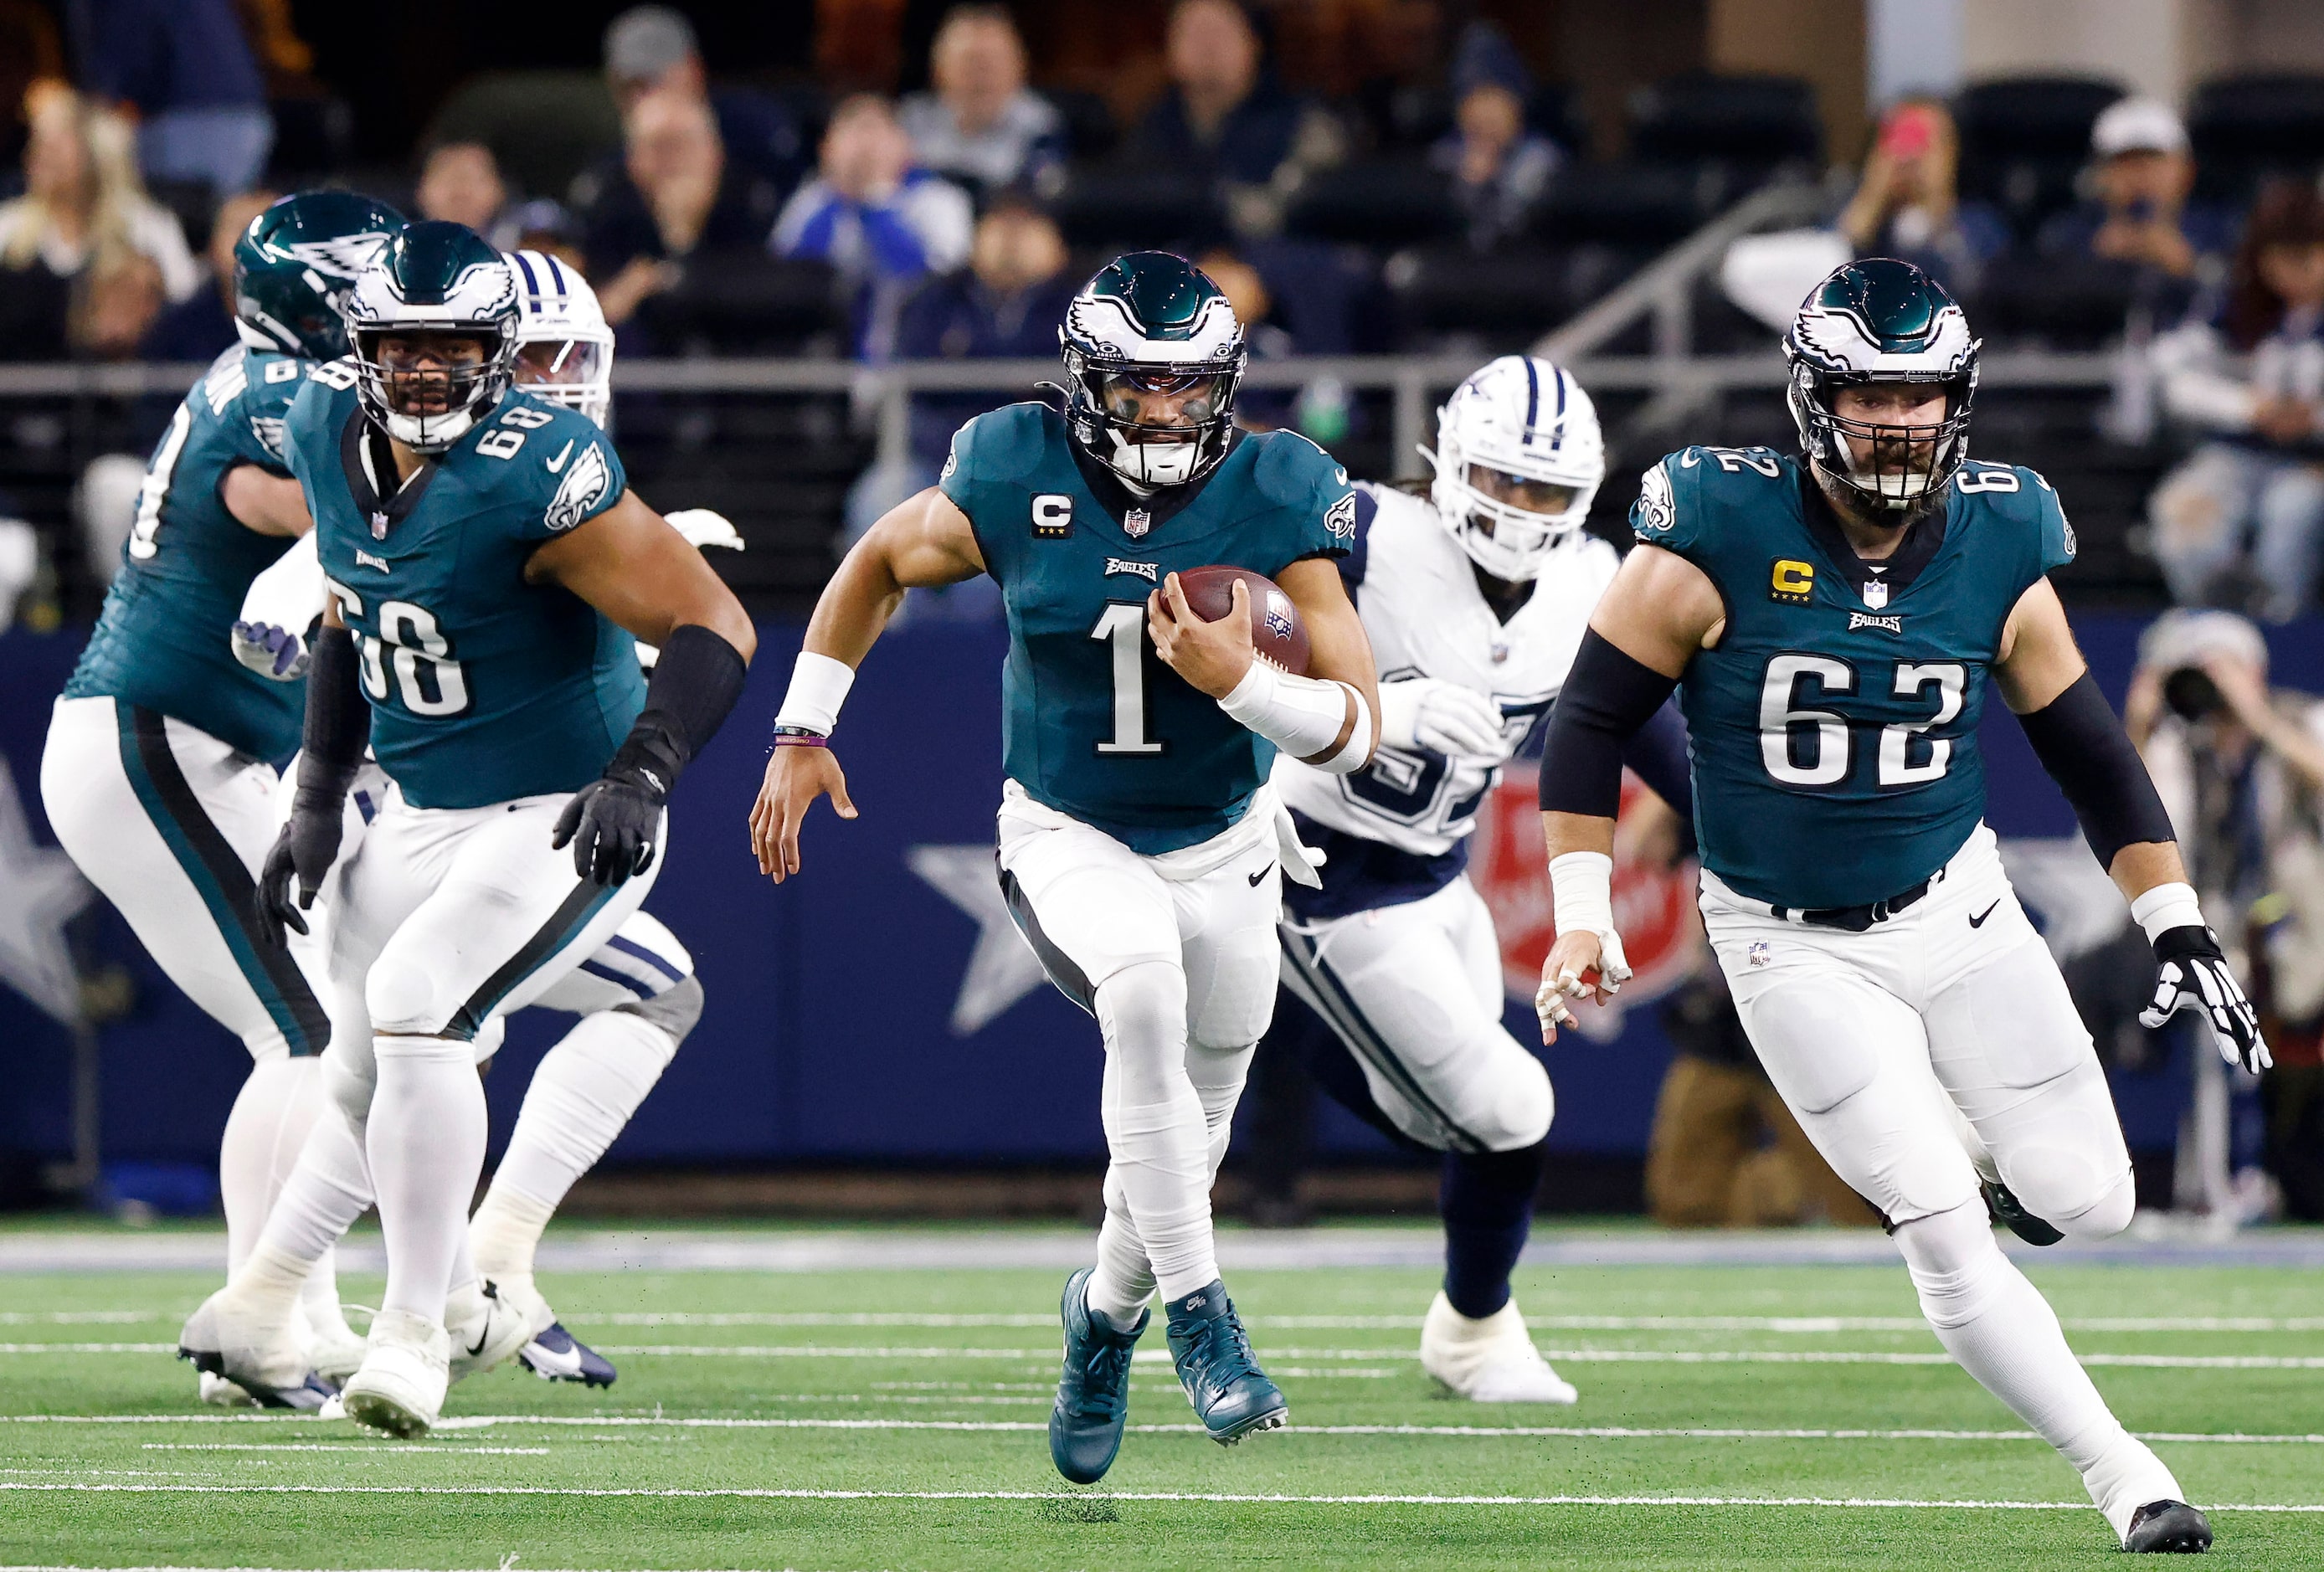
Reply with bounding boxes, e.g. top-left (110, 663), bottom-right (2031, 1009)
top-left (661, 507), bottom-right (745, 552)
top-left (257, 805), bottom-right (342, 943)
top-left (2140, 924), bottom-right (2268, 1073)
top-left (1378, 677), bottom-right (1507, 760)
top-left (553, 768), bottom-right (665, 886)
top-left (231, 619), bottom-right (309, 681)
